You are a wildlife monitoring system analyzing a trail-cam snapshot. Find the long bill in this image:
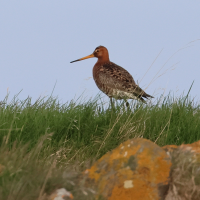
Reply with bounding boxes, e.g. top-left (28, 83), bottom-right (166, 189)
top-left (70, 53), bottom-right (95, 63)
